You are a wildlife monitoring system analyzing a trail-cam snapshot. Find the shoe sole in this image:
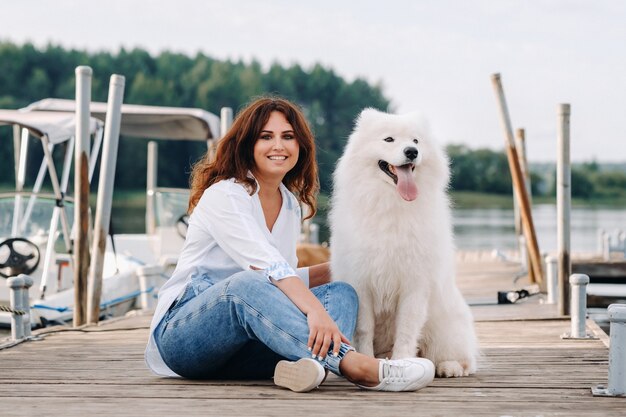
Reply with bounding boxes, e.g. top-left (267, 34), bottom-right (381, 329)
top-left (274, 359), bottom-right (325, 393)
